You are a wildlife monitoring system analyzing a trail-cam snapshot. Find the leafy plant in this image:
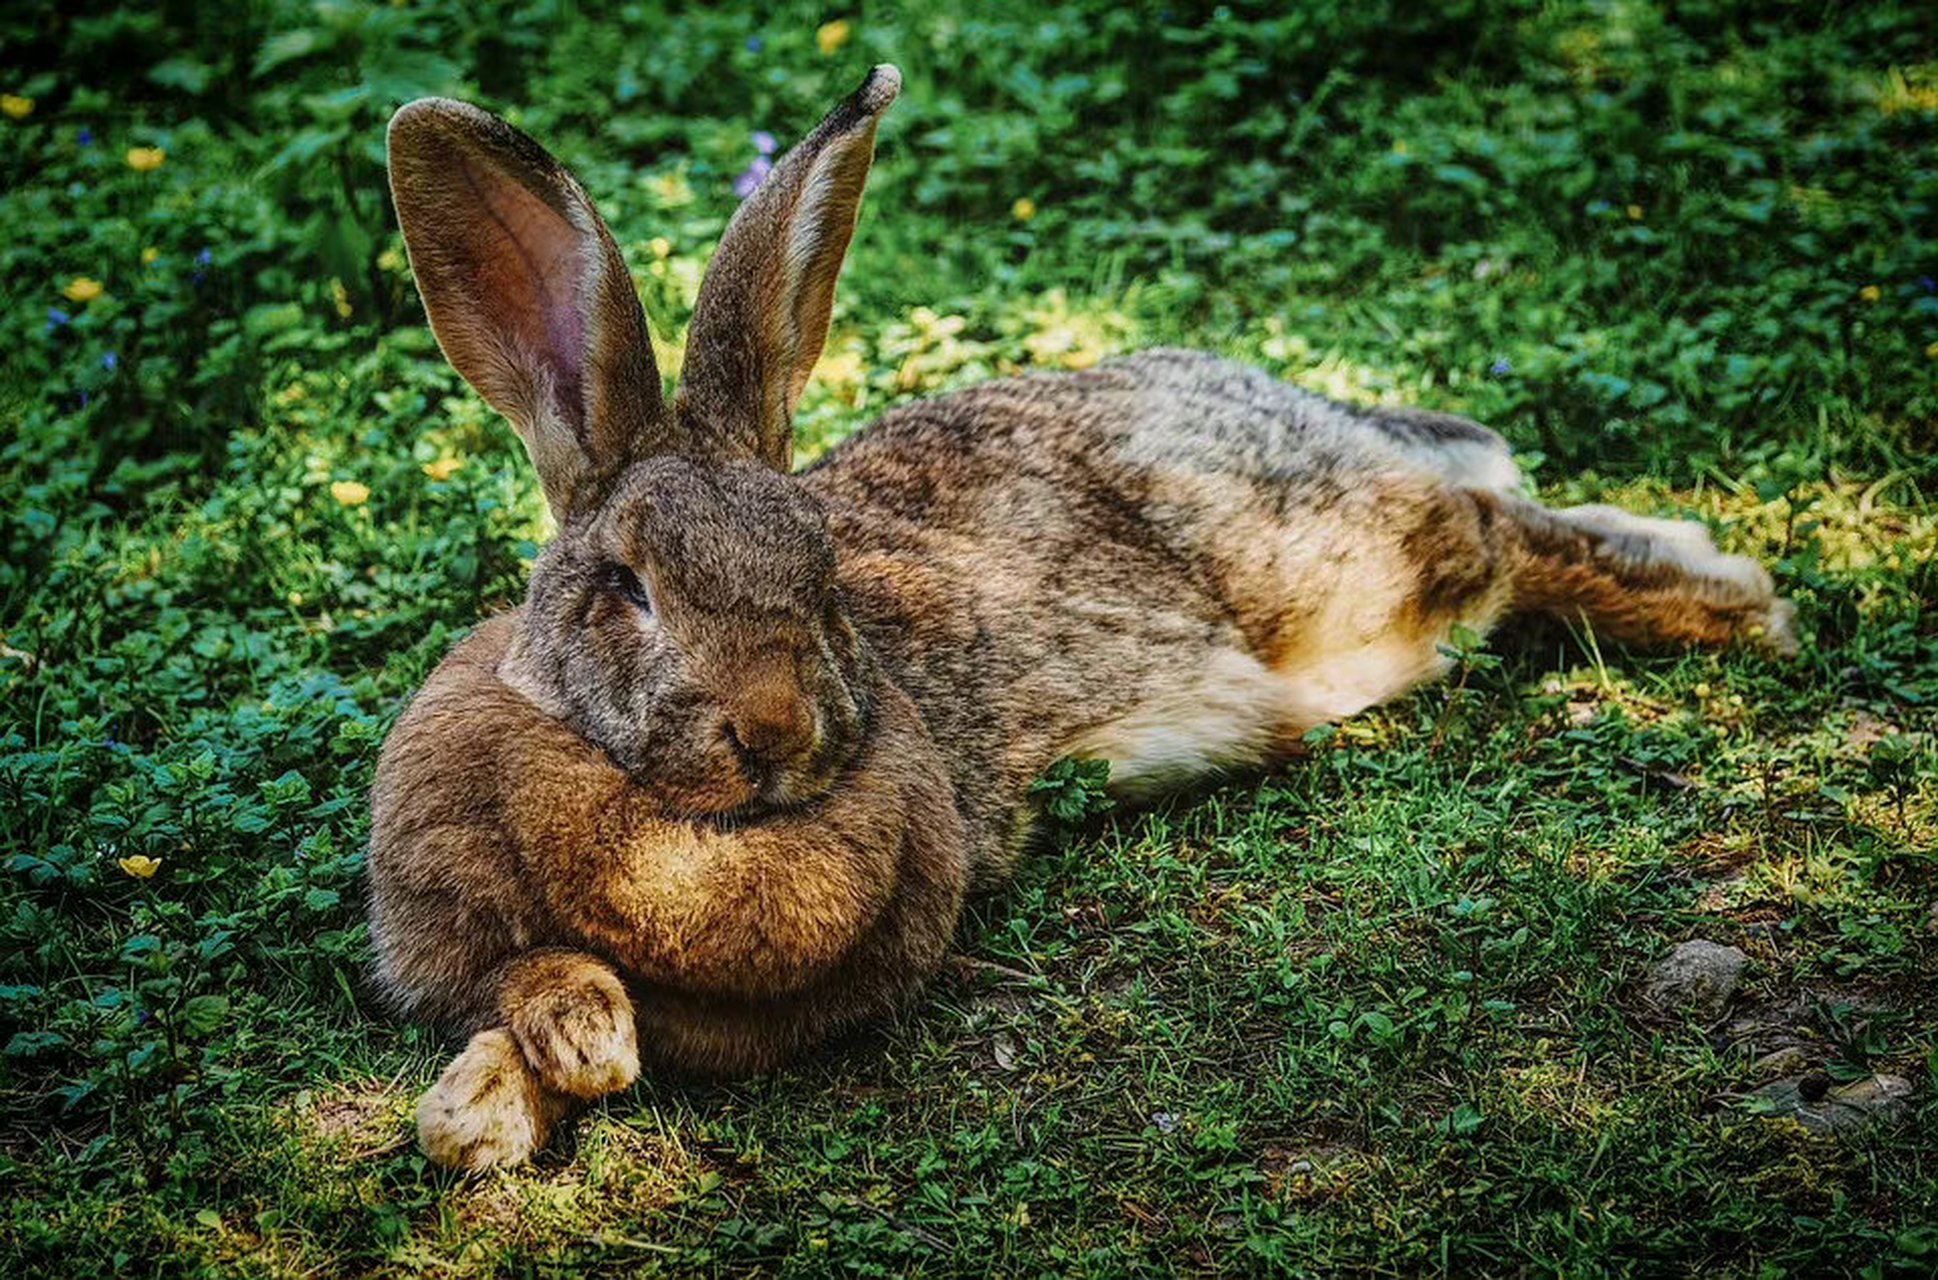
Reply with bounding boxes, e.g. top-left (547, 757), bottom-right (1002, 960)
top-left (1029, 757), bottom-right (1116, 830)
